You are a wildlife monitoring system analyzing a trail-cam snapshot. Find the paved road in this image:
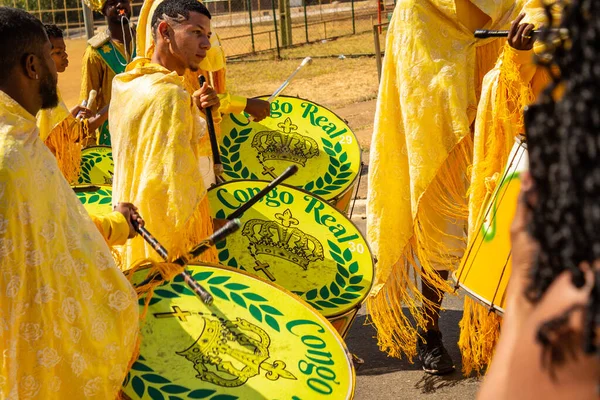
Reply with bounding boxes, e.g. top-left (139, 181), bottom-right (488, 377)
top-left (346, 195), bottom-right (481, 399)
